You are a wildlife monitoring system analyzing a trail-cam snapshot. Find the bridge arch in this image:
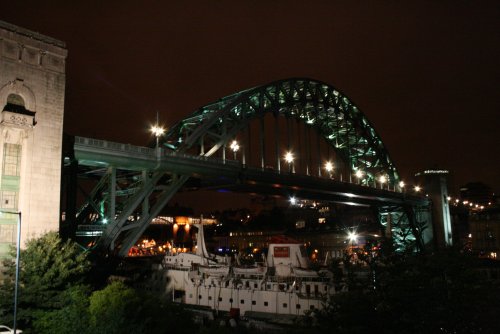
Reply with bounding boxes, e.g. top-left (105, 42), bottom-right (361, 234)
top-left (164, 78), bottom-right (399, 187)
